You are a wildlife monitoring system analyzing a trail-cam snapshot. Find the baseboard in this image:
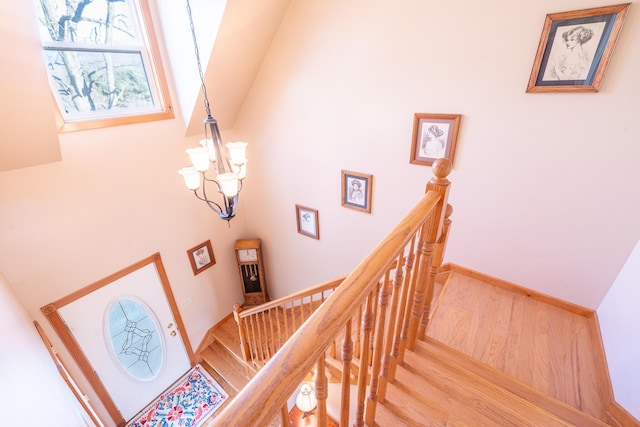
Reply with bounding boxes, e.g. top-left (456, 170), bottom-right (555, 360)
top-left (446, 263), bottom-right (593, 317)
top-left (608, 401), bottom-right (640, 427)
